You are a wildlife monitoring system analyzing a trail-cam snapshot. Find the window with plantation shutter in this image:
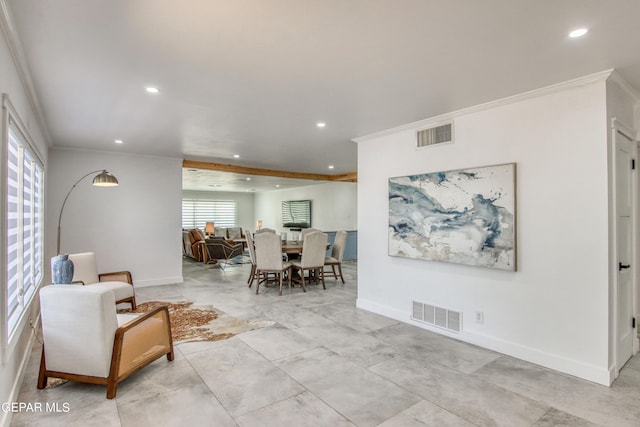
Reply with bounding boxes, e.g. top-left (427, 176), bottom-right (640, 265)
top-left (182, 199), bottom-right (236, 229)
top-left (2, 95), bottom-right (45, 352)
